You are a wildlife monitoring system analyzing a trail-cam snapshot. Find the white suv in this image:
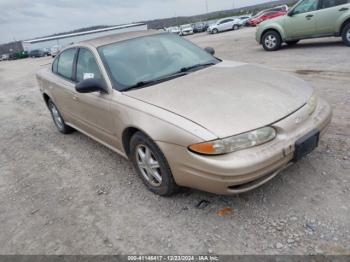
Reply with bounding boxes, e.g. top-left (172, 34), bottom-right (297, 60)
top-left (207, 18), bottom-right (240, 34)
